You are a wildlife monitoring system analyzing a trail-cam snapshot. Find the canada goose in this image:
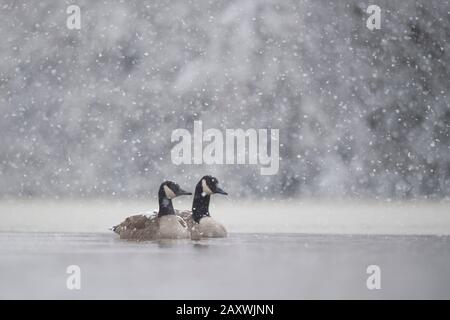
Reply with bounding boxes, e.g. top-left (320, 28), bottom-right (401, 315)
top-left (112, 181), bottom-right (192, 240)
top-left (178, 175), bottom-right (228, 240)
